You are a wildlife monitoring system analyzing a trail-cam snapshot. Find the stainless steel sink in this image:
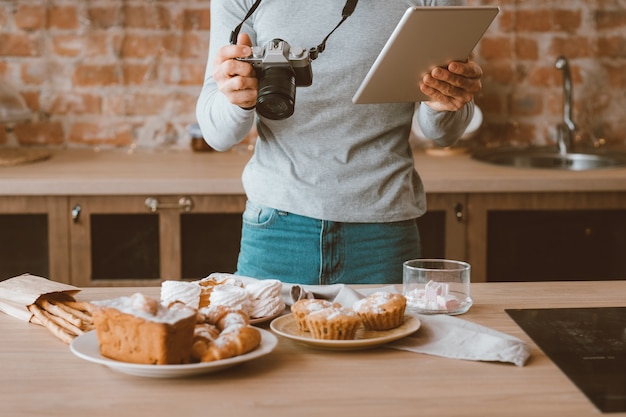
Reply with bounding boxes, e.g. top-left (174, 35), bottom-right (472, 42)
top-left (472, 56), bottom-right (626, 171)
top-left (472, 147), bottom-right (626, 171)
